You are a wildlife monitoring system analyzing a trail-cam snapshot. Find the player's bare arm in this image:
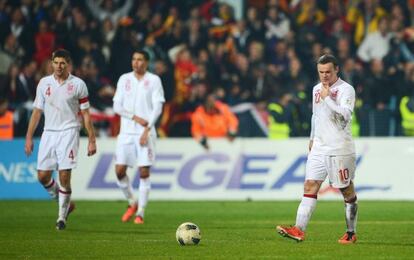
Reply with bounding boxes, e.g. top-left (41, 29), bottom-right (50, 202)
top-left (80, 108), bottom-right (97, 156)
top-left (140, 126), bottom-right (150, 146)
top-left (132, 115), bottom-right (148, 127)
top-left (308, 140), bottom-right (313, 152)
top-left (25, 108), bottom-right (43, 156)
